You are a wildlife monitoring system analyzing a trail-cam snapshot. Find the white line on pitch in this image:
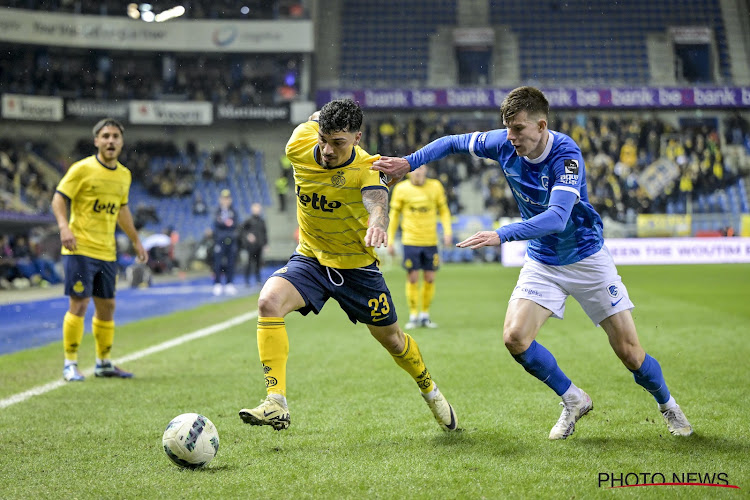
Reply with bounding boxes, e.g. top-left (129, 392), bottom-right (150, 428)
top-left (0, 311), bottom-right (258, 410)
